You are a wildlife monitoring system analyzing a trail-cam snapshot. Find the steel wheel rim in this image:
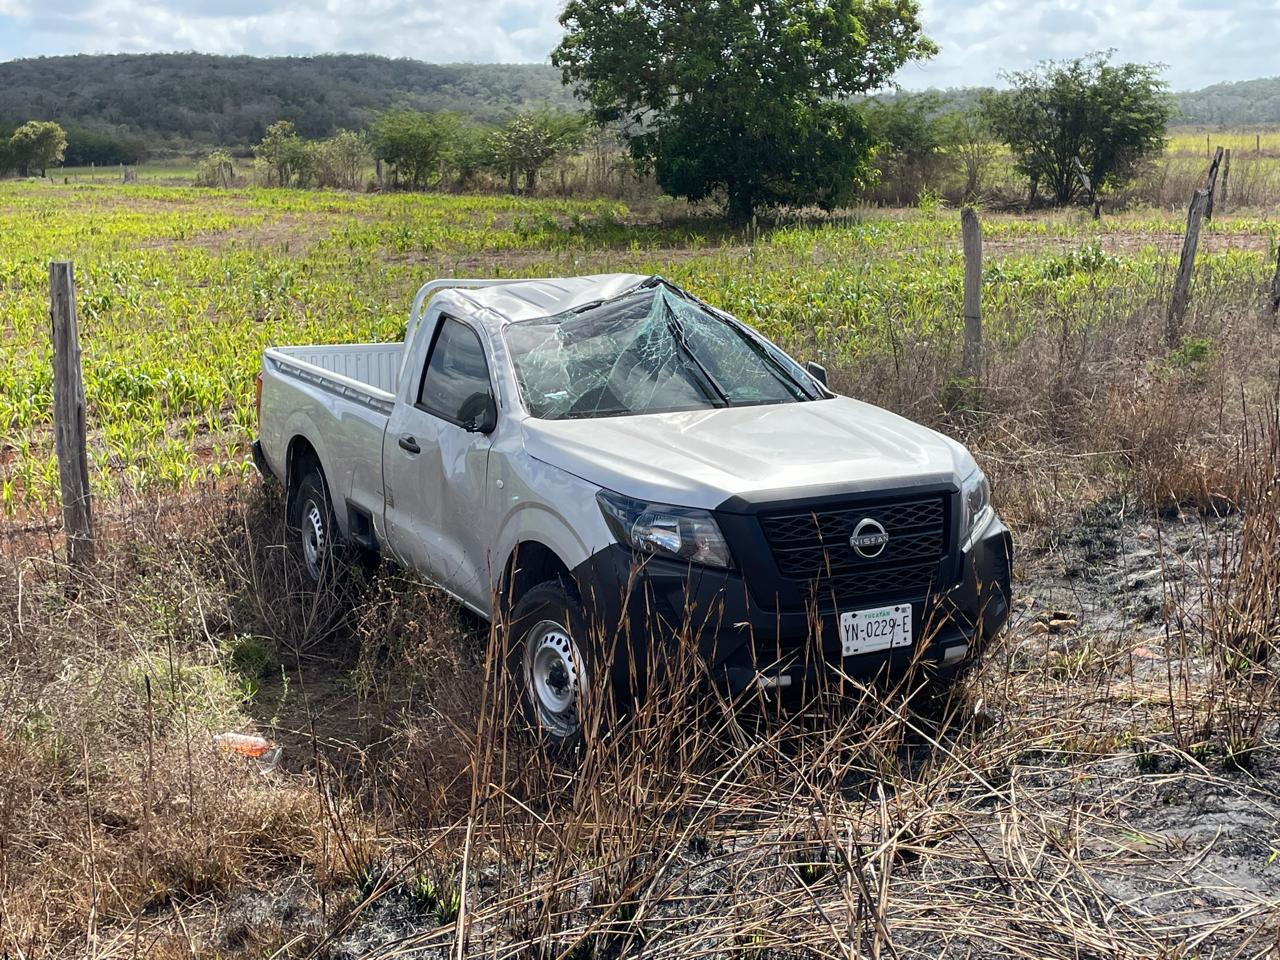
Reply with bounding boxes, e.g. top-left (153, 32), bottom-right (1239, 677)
top-left (301, 497), bottom-right (326, 581)
top-left (523, 620), bottom-right (585, 738)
